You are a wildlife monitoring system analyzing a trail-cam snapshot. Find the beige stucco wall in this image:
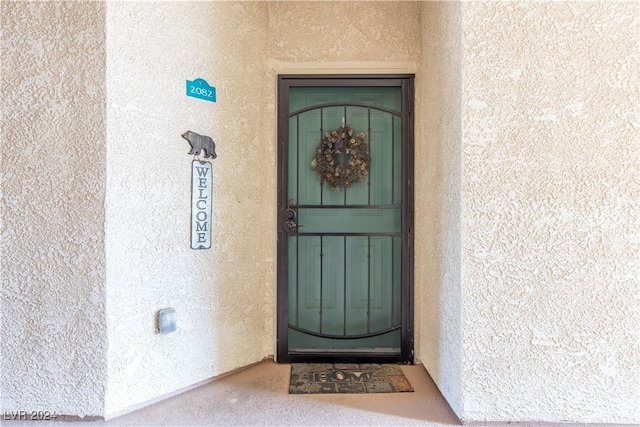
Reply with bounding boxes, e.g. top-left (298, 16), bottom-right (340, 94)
top-left (1, 1), bottom-right (108, 417)
top-left (418, 0), bottom-right (463, 416)
top-left (105, 1), bottom-right (274, 415)
top-left (417, 1), bottom-right (639, 423)
top-left (459, 1), bottom-right (639, 423)
top-left (266, 1), bottom-right (421, 63)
